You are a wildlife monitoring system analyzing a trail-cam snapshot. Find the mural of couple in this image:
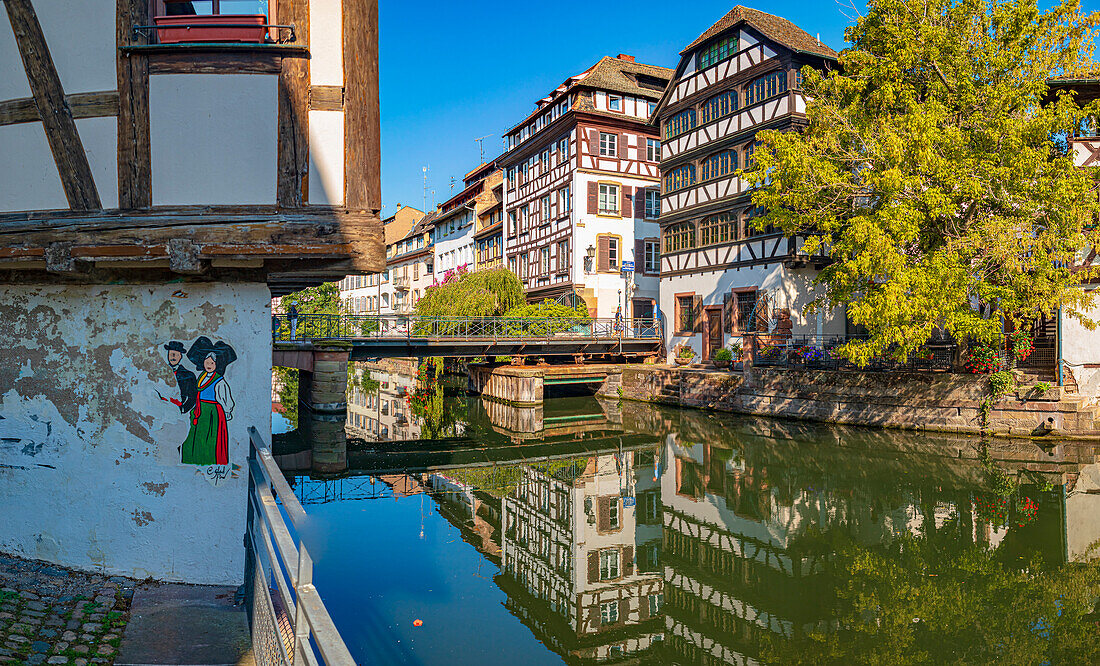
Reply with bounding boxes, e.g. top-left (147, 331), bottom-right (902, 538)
top-left (160, 337), bottom-right (237, 479)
